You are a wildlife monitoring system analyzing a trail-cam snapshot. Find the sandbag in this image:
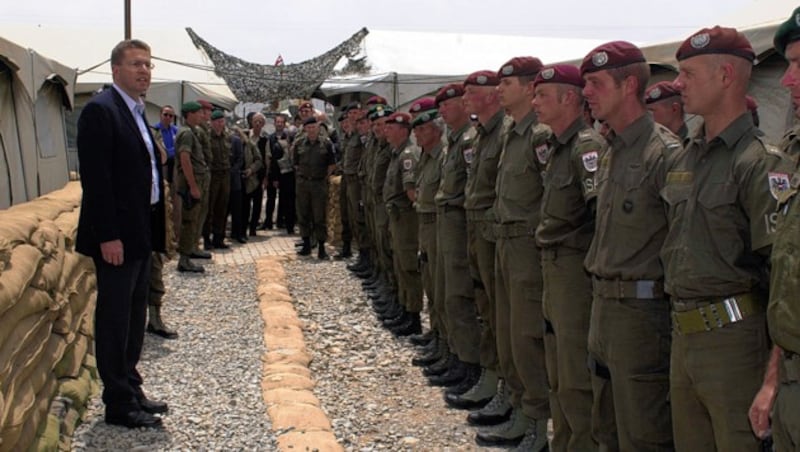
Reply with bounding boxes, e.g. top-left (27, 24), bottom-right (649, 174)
top-left (1, 316), bottom-right (53, 403)
top-left (0, 214), bottom-right (40, 253)
top-left (0, 287), bottom-right (52, 347)
top-left (53, 334), bottom-right (89, 379)
top-left (38, 182), bottom-right (81, 206)
top-left (12, 376), bottom-right (56, 452)
top-left (28, 334), bottom-right (68, 396)
top-left (52, 300), bottom-right (72, 335)
top-left (6, 199), bottom-right (72, 222)
top-left (0, 379), bottom-right (34, 450)
top-left (56, 366), bottom-right (92, 409)
top-left (52, 209), bottom-right (79, 249)
top-left (0, 314), bottom-right (53, 390)
top-left (29, 222), bottom-right (66, 293)
top-left (26, 412), bottom-right (59, 452)
top-left (0, 245), bottom-right (43, 318)
top-left (57, 252), bottom-right (92, 296)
